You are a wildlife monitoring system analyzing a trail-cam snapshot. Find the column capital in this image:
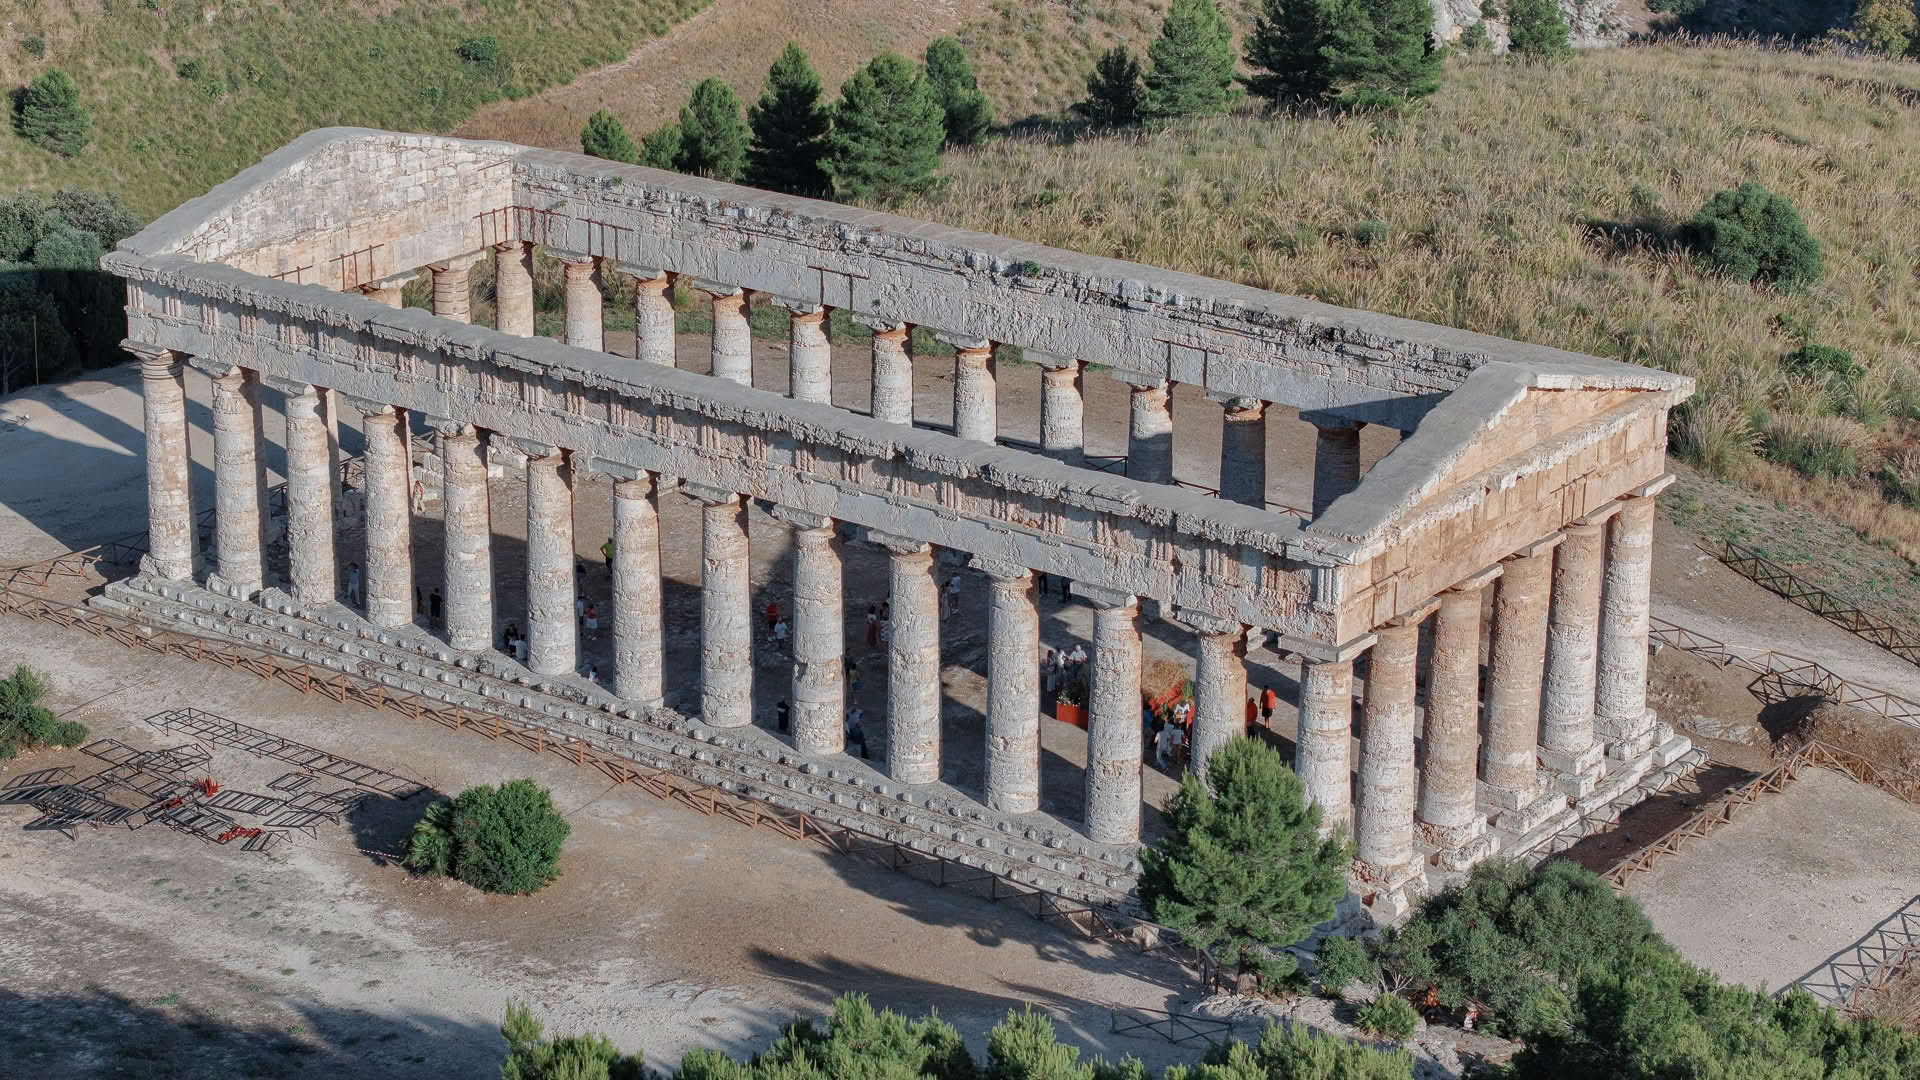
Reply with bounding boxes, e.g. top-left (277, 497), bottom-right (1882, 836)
top-left (1027, 350), bottom-right (1078, 371)
top-left (612, 262), bottom-right (668, 281)
top-left (122, 340), bottom-right (181, 368)
top-left (582, 456), bottom-right (644, 483)
top-left (428, 252), bottom-right (485, 273)
top-left (1448, 562), bottom-right (1505, 592)
top-left (1572, 501), bottom-right (1623, 528)
top-left (765, 295), bottom-right (825, 315)
top-left (556, 254), bottom-right (598, 271)
top-left (342, 394), bottom-right (399, 417)
top-left (358, 270), bottom-right (419, 293)
top-left (1385, 596), bottom-right (1441, 627)
top-left (686, 277), bottom-right (742, 297)
top-left (1209, 393), bottom-right (1266, 414)
top-left (1507, 532), bottom-right (1566, 560)
top-left (1301, 411), bottom-right (1362, 432)
top-left (188, 355), bottom-right (242, 379)
top-left (866, 529), bottom-right (931, 556)
top-left (259, 374), bottom-right (317, 398)
top-left (1279, 630), bottom-right (1377, 663)
top-left (506, 436), bottom-right (562, 459)
top-left (1072, 582), bottom-right (1137, 610)
top-left (1172, 606), bottom-right (1243, 637)
top-left (428, 417), bottom-right (478, 439)
top-left (771, 505), bottom-right (833, 531)
top-left (968, 554), bottom-right (1029, 581)
top-left (1562, 518), bottom-right (1609, 540)
top-left (1122, 376), bottom-right (1168, 392)
top-left (927, 328), bottom-right (990, 351)
top-left (848, 313), bottom-right (905, 333)
top-left (1629, 472), bottom-right (1676, 500)
top-left (681, 482), bottom-right (741, 507)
